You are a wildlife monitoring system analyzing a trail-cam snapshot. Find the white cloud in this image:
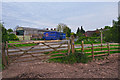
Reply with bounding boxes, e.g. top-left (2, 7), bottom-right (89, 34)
top-left (62, 4), bottom-right (118, 32)
top-left (2, 2), bottom-right (118, 32)
top-left (16, 18), bottom-right (57, 28)
top-left (2, 0), bottom-right (120, 2)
